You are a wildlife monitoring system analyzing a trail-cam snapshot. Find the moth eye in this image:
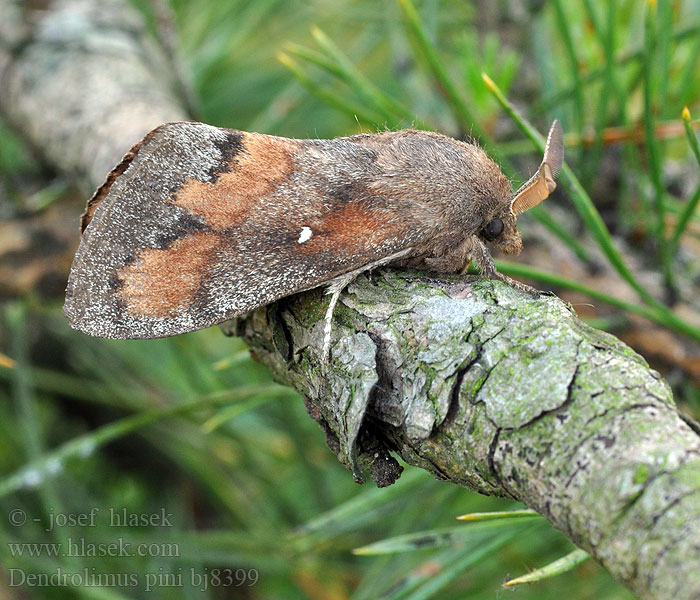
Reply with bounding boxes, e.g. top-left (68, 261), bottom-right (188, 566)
top-left (481, 218), bottom-right (504, 241)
